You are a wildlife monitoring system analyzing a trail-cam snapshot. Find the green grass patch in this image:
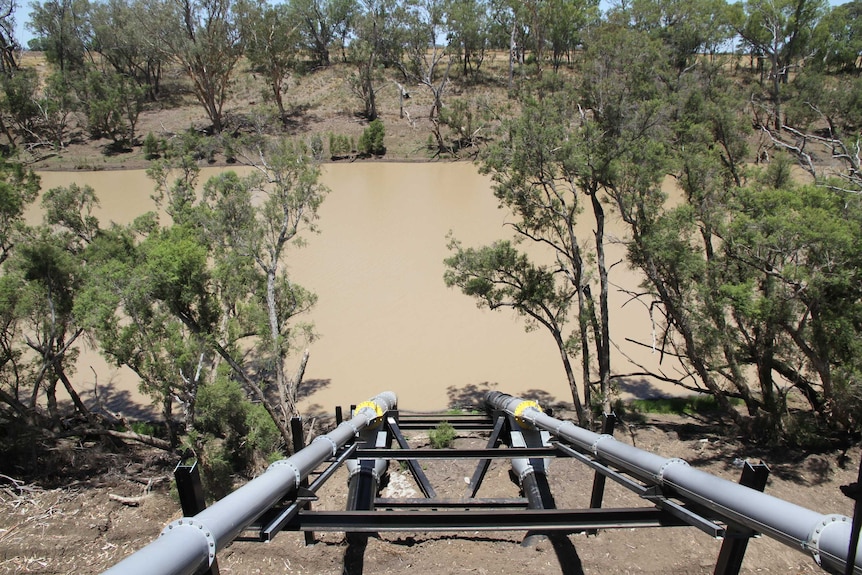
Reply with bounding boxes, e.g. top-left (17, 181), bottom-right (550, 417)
top-left (428, 421), bottom-right (457, 449)
top-left (627, 395), bottom-right (740, 416)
